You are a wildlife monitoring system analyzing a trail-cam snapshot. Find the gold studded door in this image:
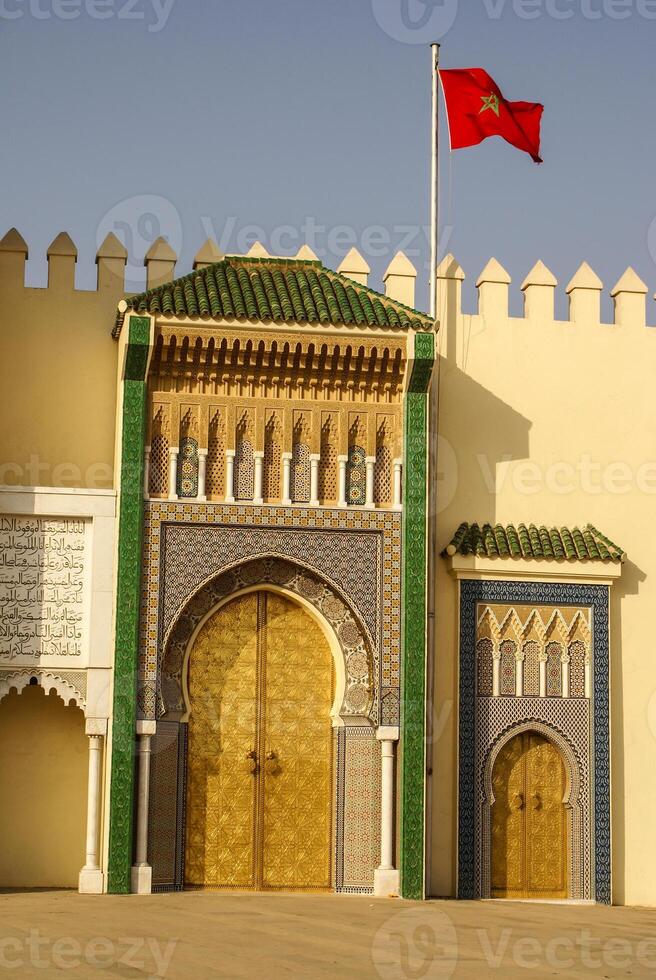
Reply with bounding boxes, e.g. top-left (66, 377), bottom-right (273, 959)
top-left (525, 734), bottom-right (568, 899)
top-left (491, 732), bottom-right (568, 899)
top-left (491, 731), bottom-right (526, 896)
top-left (185, 590), bottom-right (333, 890)
top-left (185, 593), bottom-right (259, 888)
top-left (260, 593), bottom-right (333, 889)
